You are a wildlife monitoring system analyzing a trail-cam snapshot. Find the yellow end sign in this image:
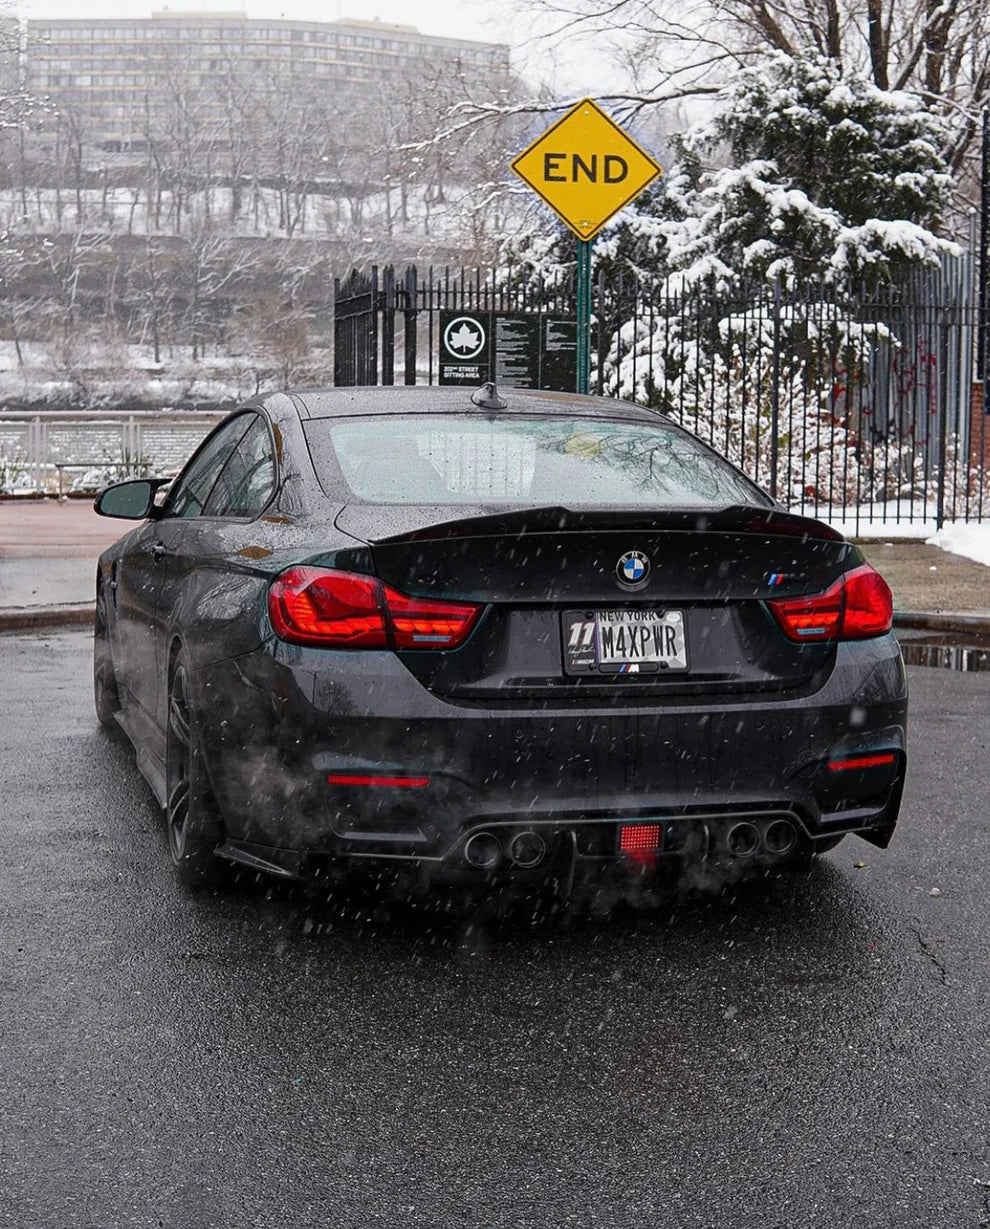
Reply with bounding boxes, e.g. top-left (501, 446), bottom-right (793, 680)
top-left (511, 98), bottom-right (662, 241)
